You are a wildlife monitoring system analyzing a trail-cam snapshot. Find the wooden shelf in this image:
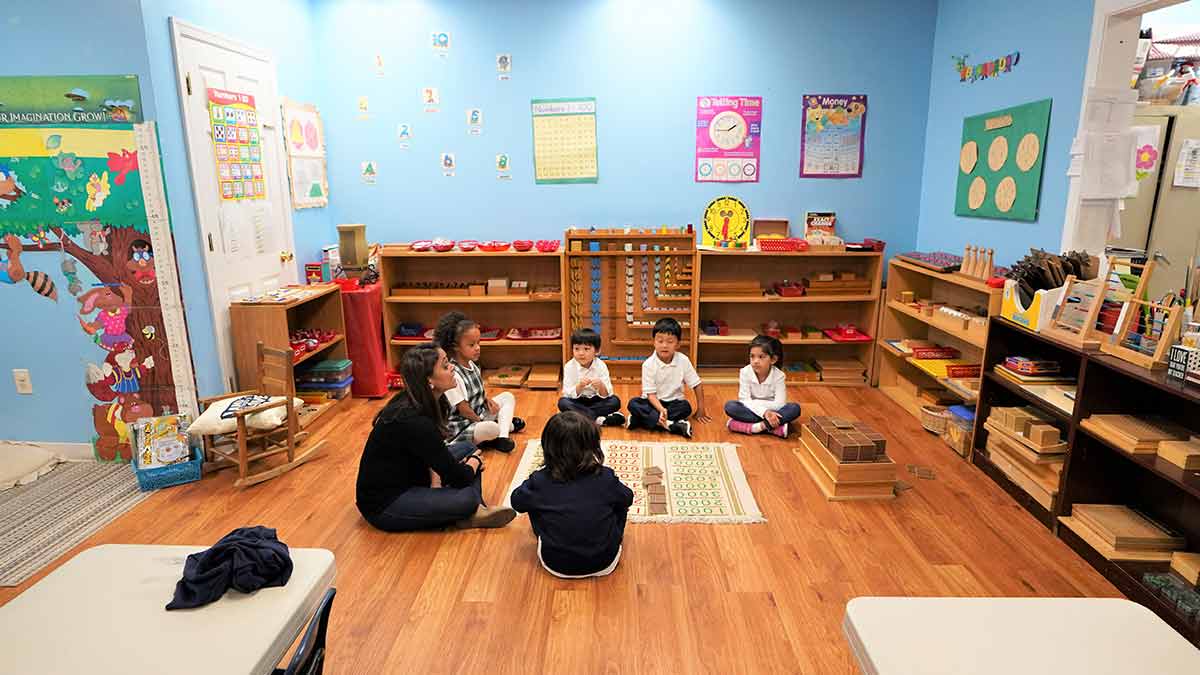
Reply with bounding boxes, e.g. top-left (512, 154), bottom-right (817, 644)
top-left (297, 399), bottom-right (340, 431)
top-left (385, 294), bottom-right (561, 304)
top-left (235, 283), bottom-right (340, 309)
top-left (699, 334), bottom-right (838, 346)
top-left (390, 338), bottom-right (563, 349)
top-left (567, 250), bottom-right (693, 257)
top-left (877, 385), bottom-right (925, 418)
top-left (886, 300), bottom-right (987, 349)
top-left (380, 248), bottom-right (562, 258)
top-left (889, 258), bottom-right (1002, 295)
top-left (701, 294), bottom-right (876, 303)
top-left (1077, 425), bottom-right (1200, 501)
top-left (972, 449), bottom-right (1057, 529)
top-left (292, 335), bottom-right (346, 367)
top-left (698, 249), bottom-right (882, 258)
top-left (983, 371), bottom-right (1072, 424)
